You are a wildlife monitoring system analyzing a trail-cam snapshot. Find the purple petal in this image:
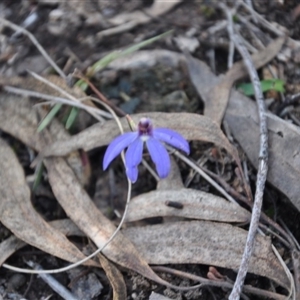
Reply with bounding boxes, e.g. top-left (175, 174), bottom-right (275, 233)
top-left (103, 132), bottom-right (138, 170)
top-left (125, 138), bottom-right (143, 183)
top-left (126, 166), bottom-right (138, 183)
top-left (153, 128), bottom-right (190, 154)
top-left (146, 138), bottom-right (170, 179)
